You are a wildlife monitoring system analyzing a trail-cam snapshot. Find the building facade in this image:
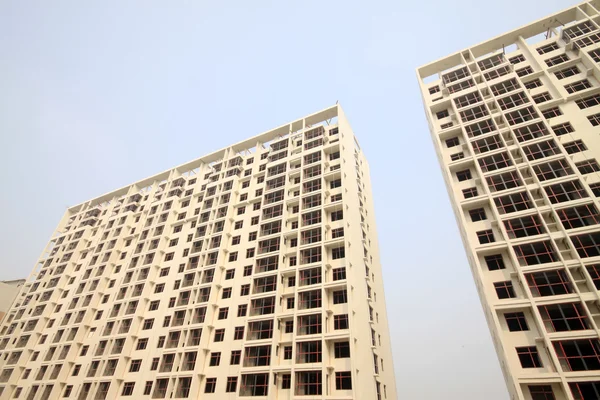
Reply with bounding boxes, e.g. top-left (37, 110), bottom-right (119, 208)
top-left (0, 281), bottom-right (26, 324)
top-left (0, 105), bottom-right (397, 400)
top-left (417, 2), bottom-right (600, 400)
